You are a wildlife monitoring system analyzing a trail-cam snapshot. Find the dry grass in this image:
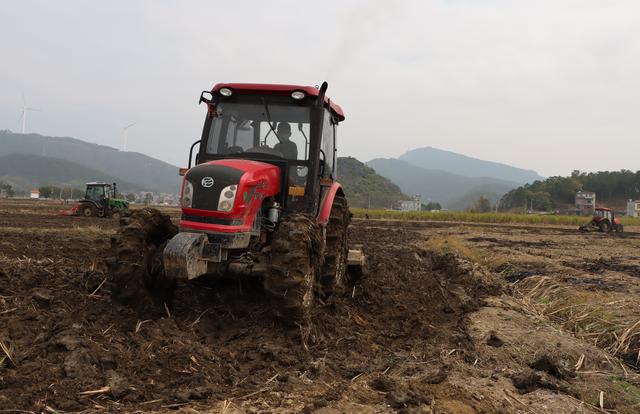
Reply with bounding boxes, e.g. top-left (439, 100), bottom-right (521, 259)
top-left (0, 225), bottom-right (114, 237)
top-left (352, 208), bottom-right (640, 227)
top-left (516, 276), bottom-right (640, 361)
top-left (423, 235), bottom-right (509, 272)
